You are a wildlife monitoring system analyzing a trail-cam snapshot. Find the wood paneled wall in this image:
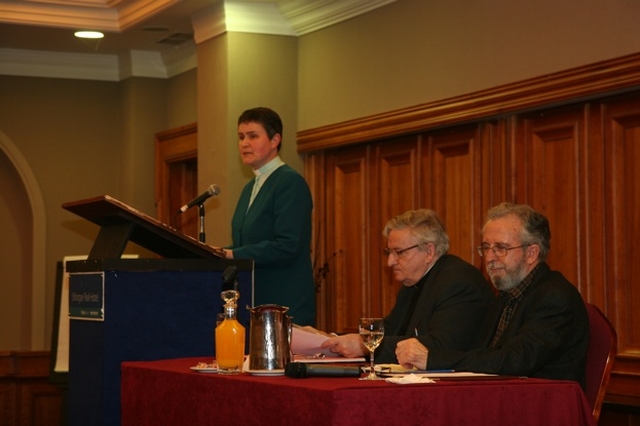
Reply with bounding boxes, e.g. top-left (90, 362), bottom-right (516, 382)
top-left (300, 53), bottom-right (640, 408)
top-left (0, 351), bottom-right (63, 426)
